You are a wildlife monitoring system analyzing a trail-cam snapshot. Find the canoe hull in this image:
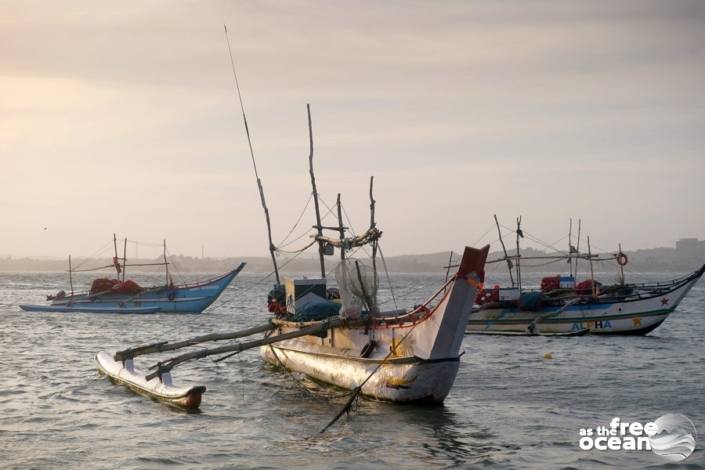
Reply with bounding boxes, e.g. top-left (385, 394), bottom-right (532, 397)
top-left (261, 245), bottom-right (488, 403)
top-left (262, 341), bottom-right (460, 403)
top-left (19, 304), bottom-right (159, 314)
top-left (95, 351), bottom-right (205, 410)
